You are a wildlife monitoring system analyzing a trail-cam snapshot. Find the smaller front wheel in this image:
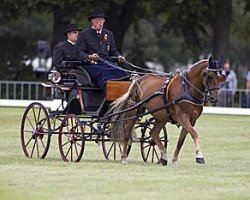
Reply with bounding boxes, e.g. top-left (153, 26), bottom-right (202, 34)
top-left (58, 114), bottom-right (85, 162)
